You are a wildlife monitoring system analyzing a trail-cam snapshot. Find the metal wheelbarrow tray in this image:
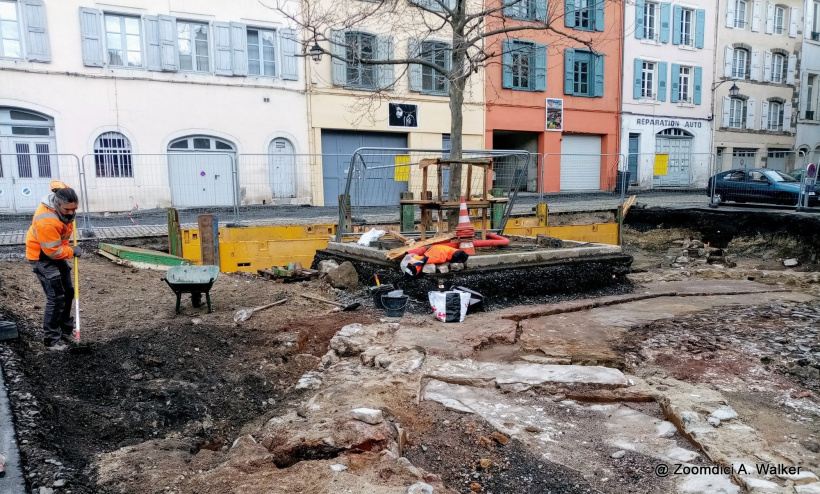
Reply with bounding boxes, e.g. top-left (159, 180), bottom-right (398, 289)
top-left (162, 265), bottom-right (220, 314)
